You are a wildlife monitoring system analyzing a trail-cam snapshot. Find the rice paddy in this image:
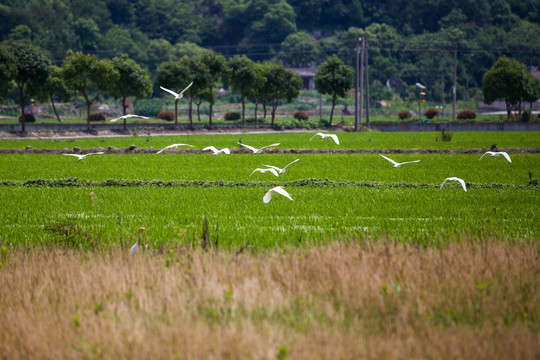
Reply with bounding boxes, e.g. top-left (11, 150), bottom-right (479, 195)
top-left (0, 130), bottom-right (539, 359)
